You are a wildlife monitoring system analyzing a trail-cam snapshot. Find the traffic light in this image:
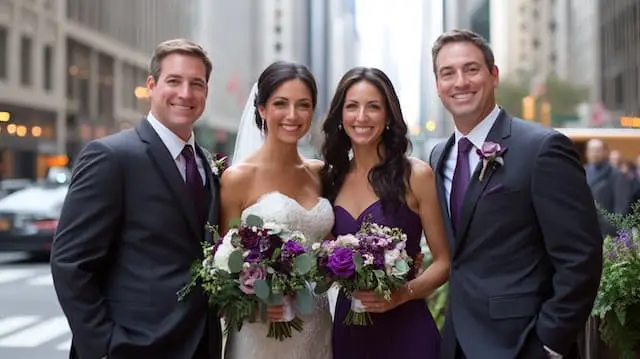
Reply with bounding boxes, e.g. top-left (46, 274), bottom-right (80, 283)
top-left (522, 96), bottom-right (535, 121)
top-left (541, 101), bottom-right (551, 127)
